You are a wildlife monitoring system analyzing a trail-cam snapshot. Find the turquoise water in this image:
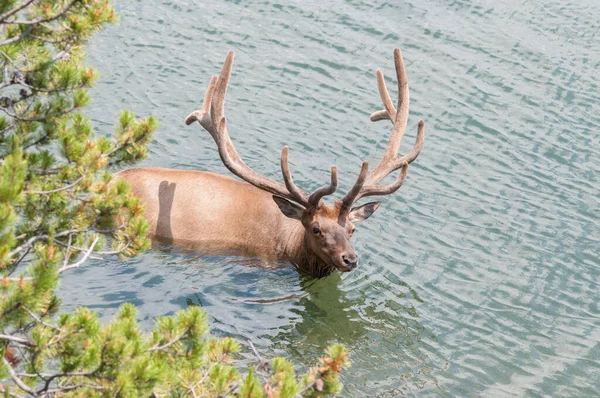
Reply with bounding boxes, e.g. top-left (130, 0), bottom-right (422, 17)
top-left (59, 0), bottom-right (600, 396)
